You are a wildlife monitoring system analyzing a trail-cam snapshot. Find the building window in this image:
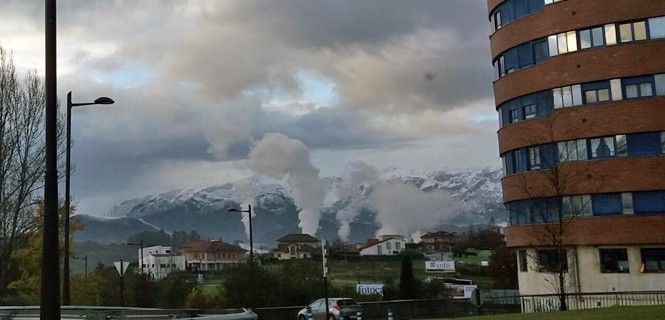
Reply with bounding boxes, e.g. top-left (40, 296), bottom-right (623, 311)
top-left (528, 147), bottom-right (541, 169)
top-left (558, 139), bottom-right (588, 161)
top-left (509, 108), bottom-right (520, 123)
top-left (623, 76), bottom-right (655, 99)
top-left (633, 191), bottom-right (665, 214)
top-left (523, 104), bottom-right (536, 119)
top-left (619, 21), bottom-right (648, 43)
top-left (582, 81), bottom-right (611, 104)
top-left (590, 136), bottom-right (616, 158)
top-left (395, 242), bottom-right (401, 250)
top-left (537, 249), bottom-right (567, 273)
top-left (627, 132), bottom-right (662, 156)
top-left (622, 193), bottom-right (634, 214)
top-left (386, 241), bottom-right (392, 251)
top-left (649, 16), bottom-right (665, 39)
top-left (592, 193), bottom-right (623, 216)
top-left (518, 250), bottom-right (528, 272)
top-left (604, 23), bottom-right (617, 45)
top-left (579, 26), bottom-right (605, 49)
top-left (562, 195), bottom-right (592, 217)
top-left (599, 249), bottom-right (630, 273)
top-left (662, 132), bottom-right (665, 154)
top-left (553, 85), bottom-right (582, 108)
top-left (640, 248), bottom-right (665, 273)
top-left (616, 134), bottom-right (628, 156)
